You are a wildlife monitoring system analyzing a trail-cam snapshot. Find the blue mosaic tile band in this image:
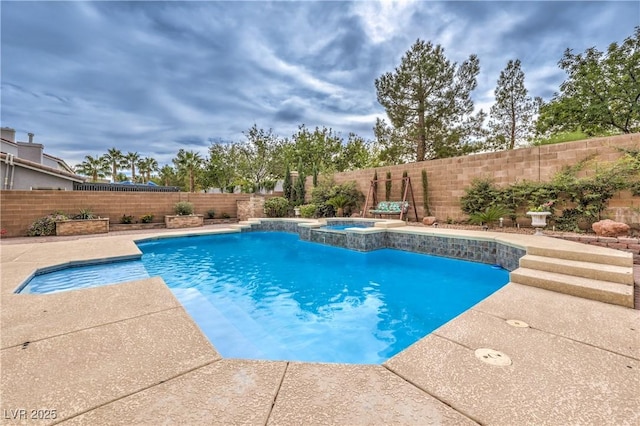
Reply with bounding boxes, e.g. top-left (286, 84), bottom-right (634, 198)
top-left (243, 220), bottom-right (525, 270)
